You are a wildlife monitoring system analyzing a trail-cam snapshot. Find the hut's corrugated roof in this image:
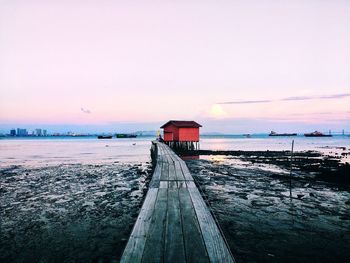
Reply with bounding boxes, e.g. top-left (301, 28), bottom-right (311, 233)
top-left (160, 120), bottom-right (202, 128)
